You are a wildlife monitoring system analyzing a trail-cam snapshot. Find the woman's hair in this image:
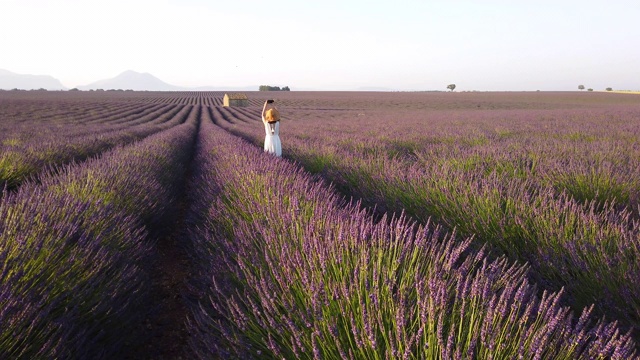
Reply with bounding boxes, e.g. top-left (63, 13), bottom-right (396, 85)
top-left (265, 108), bottom-right (281, 122)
